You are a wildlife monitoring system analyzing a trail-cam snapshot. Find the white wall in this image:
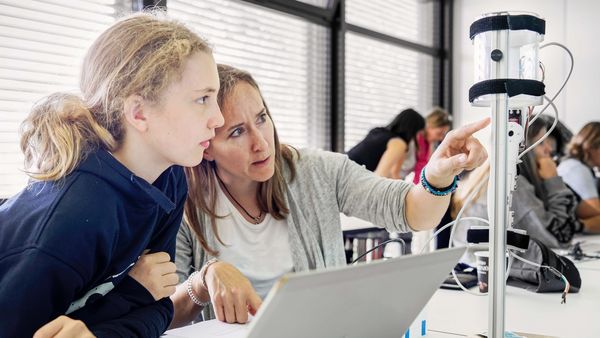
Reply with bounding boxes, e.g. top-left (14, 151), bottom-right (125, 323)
top-left (453, 0), bottom-right (600, 137)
